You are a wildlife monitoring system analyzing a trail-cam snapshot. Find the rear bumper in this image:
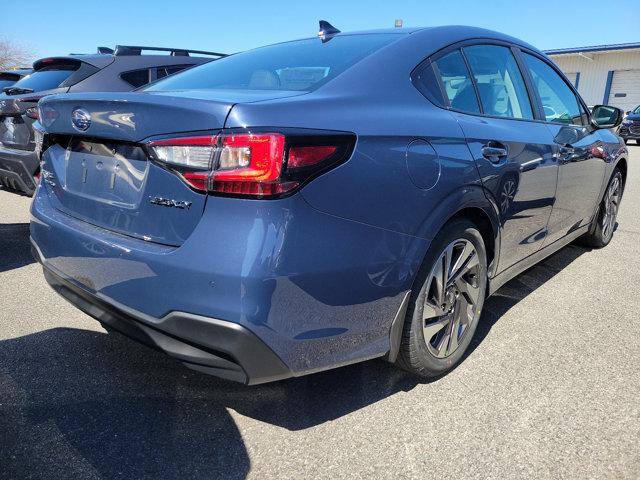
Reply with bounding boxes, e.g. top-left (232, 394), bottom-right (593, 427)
top-left (30, 172), bottom-right (422, 378)
top-left (0, 144), bottom-right (38, 195)
top-left (34, 245), bottom-right (292, 385)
